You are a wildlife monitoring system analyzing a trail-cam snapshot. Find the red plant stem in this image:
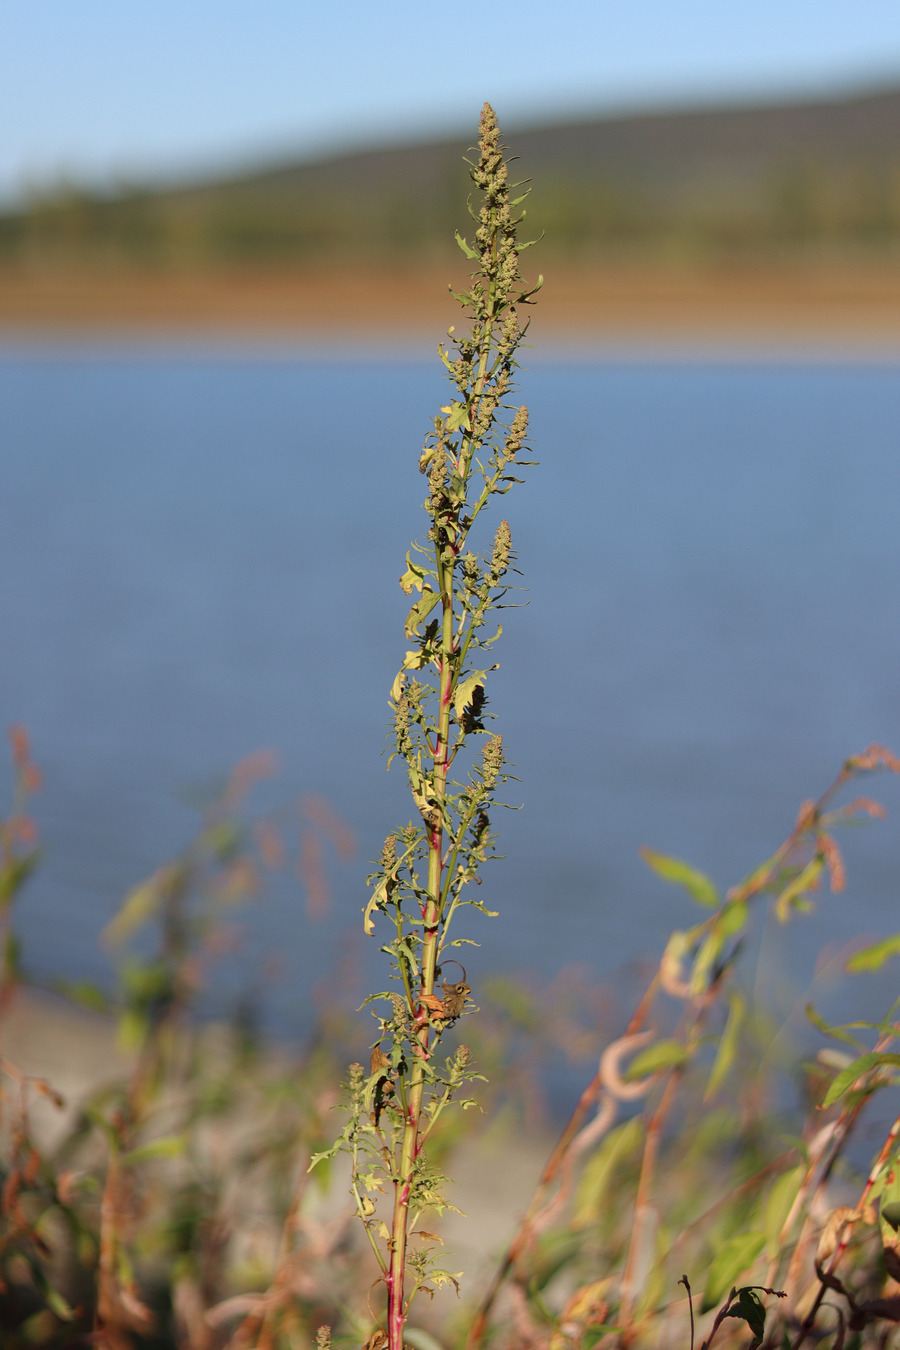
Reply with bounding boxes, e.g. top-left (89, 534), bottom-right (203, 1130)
top-left (618, 1069), bottom-right (682, 1339)
top-left (466, 981), bottom-right (660, 1350)
top-left (791, 1086), bottom-right (900, 1350)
